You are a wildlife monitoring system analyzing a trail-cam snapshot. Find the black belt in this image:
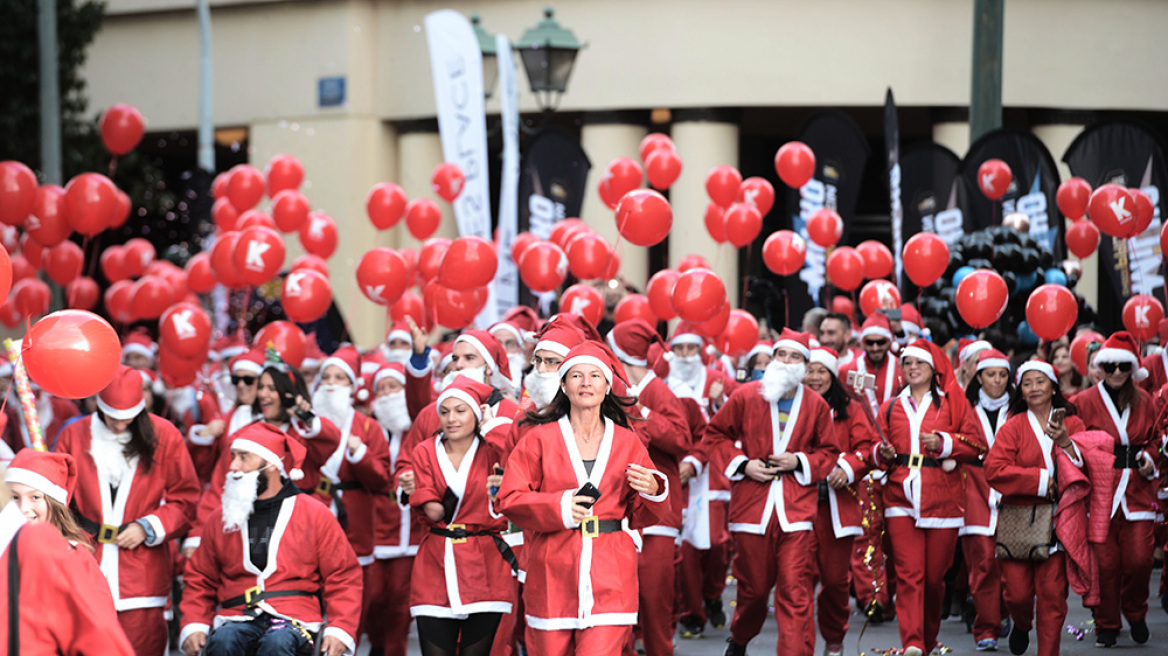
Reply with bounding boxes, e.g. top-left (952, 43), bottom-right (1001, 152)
top-left (73, 513), bottom-right (132, 545)
top-left (894, 454), bottom-right (941, 469)
top-left (429, 525), bottom-right (523, 577)
top-left (966, 459), bottom-right (984, 468)
top-left (818, 480), bottom-right (830, 502)
top-left (1114, 445), bottom-right (1142, 470)
top-left (312, 479), bottom-right (363, 496)
top-left (220, 587), bottom-right (318, 616)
